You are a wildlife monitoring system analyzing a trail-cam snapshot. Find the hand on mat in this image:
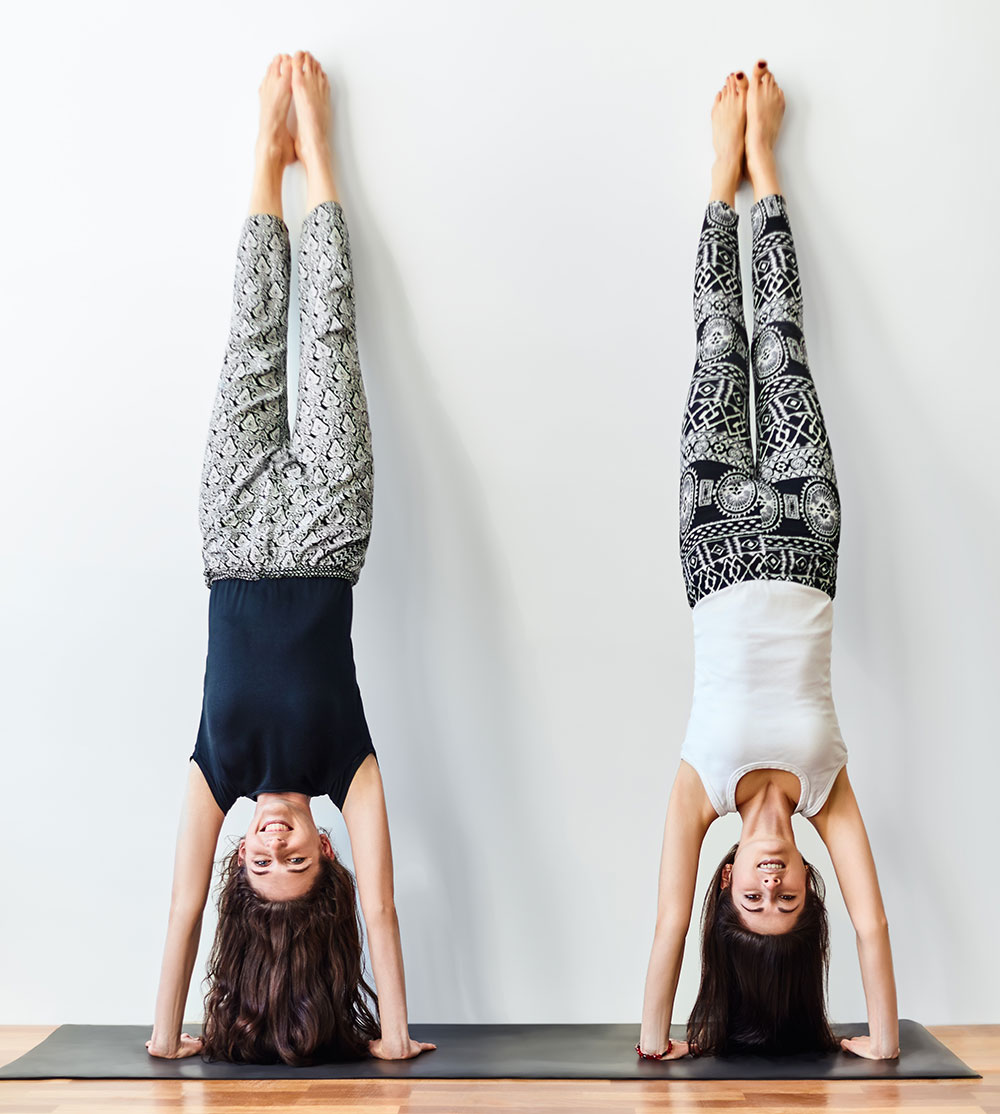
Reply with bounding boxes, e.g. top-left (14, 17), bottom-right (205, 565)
top-left (145, 1033), bottom-right (204, 1059)
top-left (368, 1036), bottom-right (437, 1060)
top-left (840, 1036), bottom-right (899, 1060)
top-left (636, 1038), bottom-right (691, 1059)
